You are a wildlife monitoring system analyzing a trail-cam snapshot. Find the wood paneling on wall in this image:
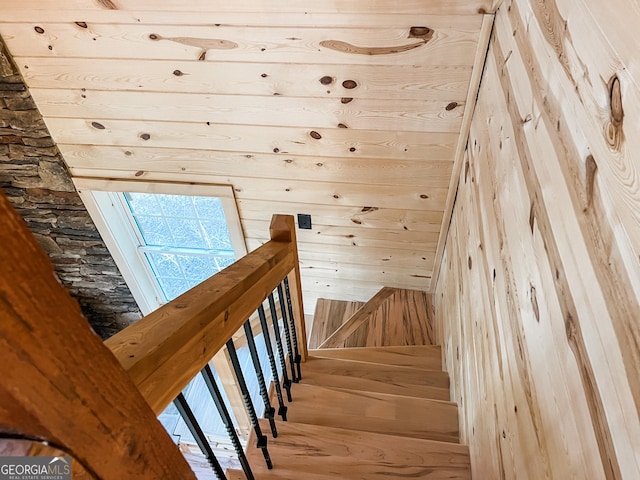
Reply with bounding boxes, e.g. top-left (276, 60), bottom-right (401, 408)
top-left (0, 0), bottom-right (492, 311)
top-left (435, 0), bottom-right (640, 478)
